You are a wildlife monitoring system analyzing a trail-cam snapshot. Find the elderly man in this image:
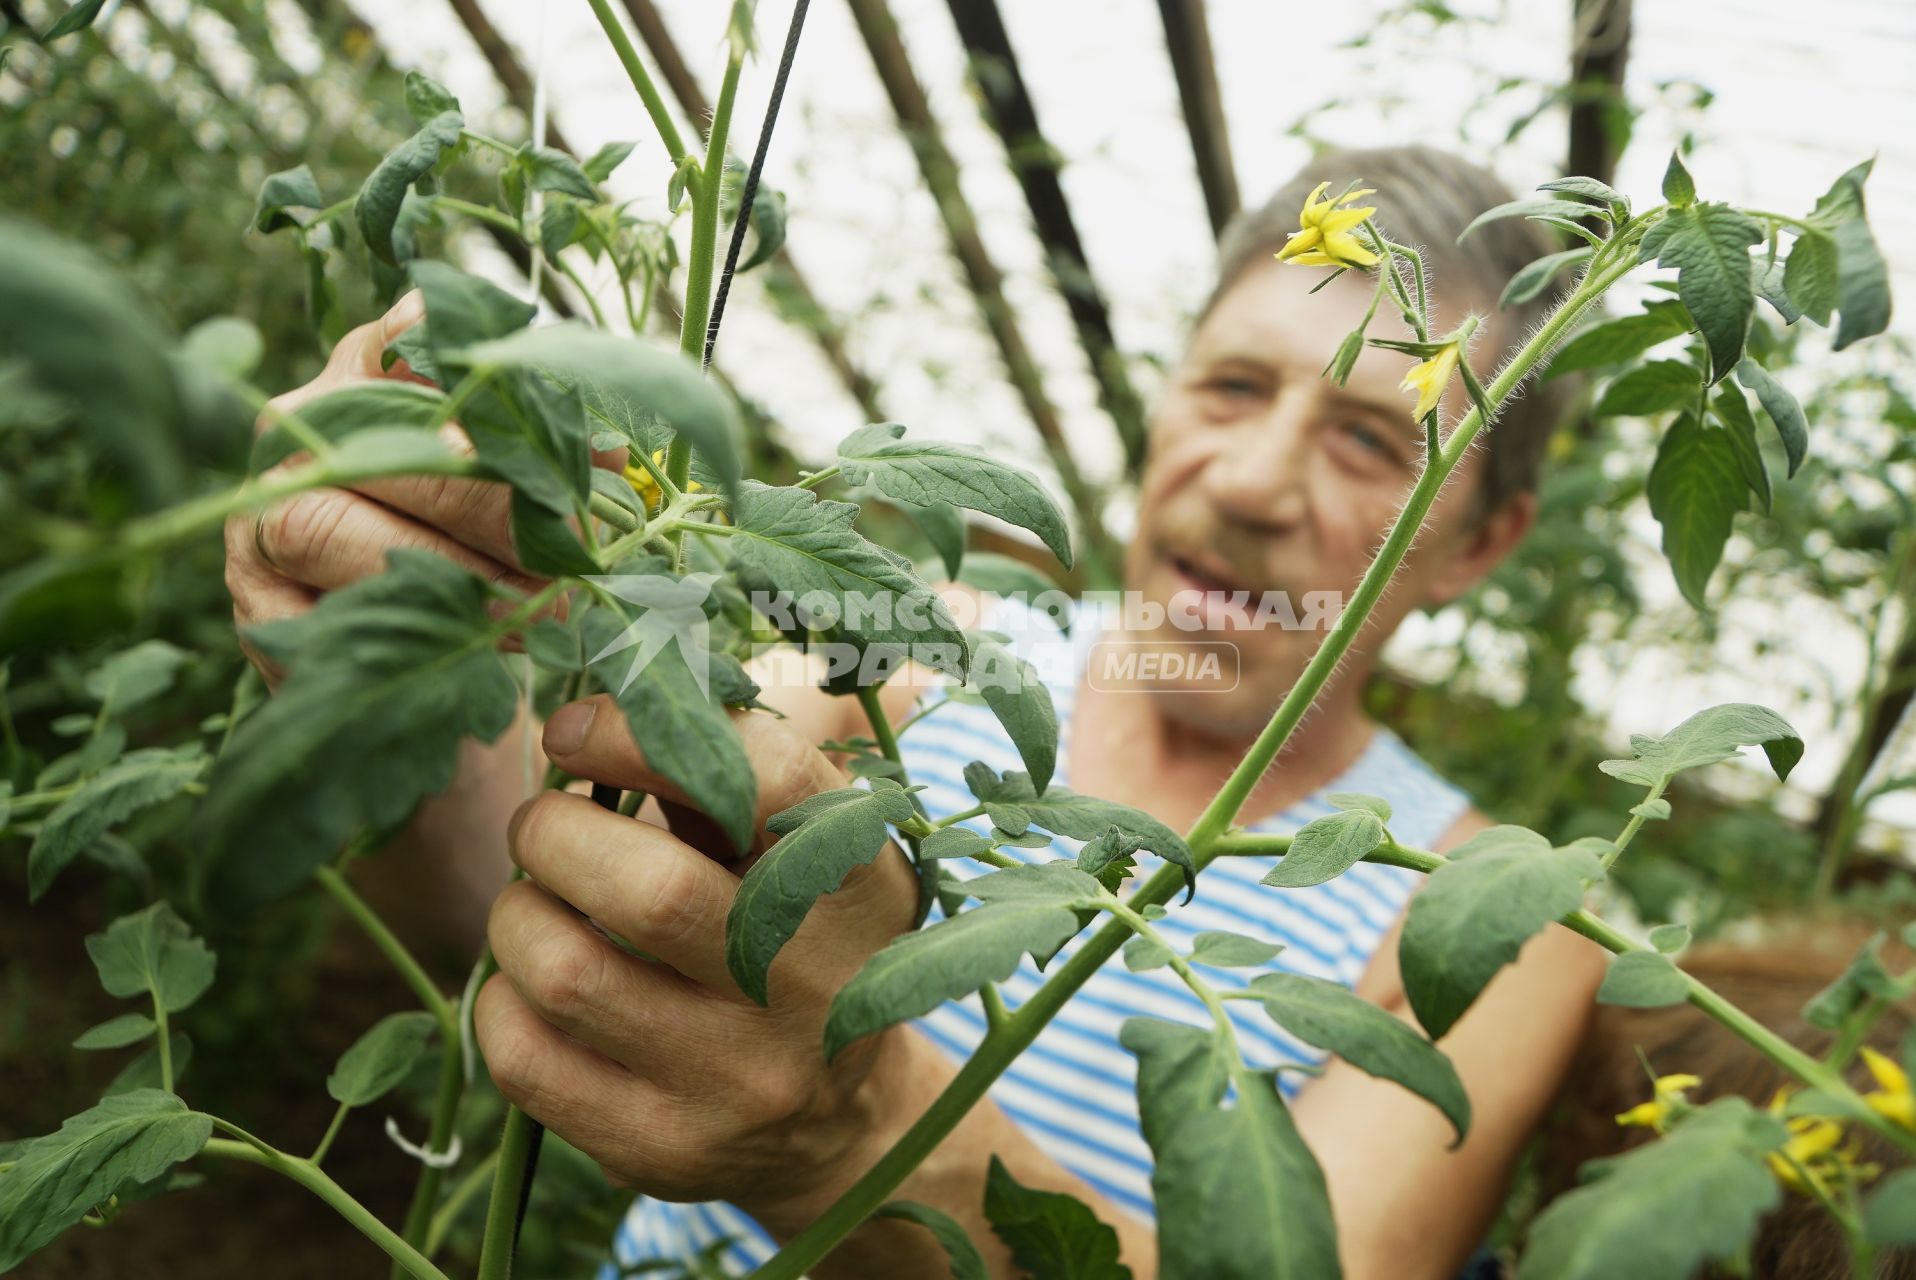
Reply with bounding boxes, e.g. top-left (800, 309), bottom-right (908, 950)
top-left (226, 145), bottom-right (1606, 1278)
